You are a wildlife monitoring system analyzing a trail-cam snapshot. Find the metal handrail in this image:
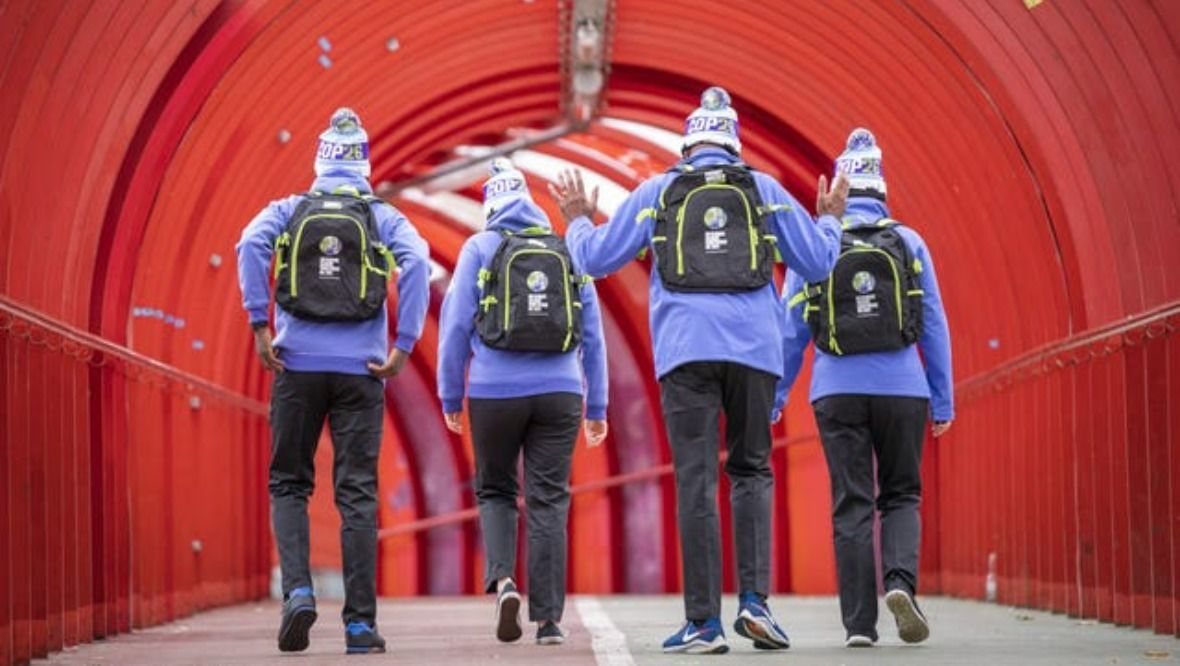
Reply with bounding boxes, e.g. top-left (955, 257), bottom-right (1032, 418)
top-left (0, 295), bottom-right (267, 416)
top-left (957, 299), bottom-right (1180, 398)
